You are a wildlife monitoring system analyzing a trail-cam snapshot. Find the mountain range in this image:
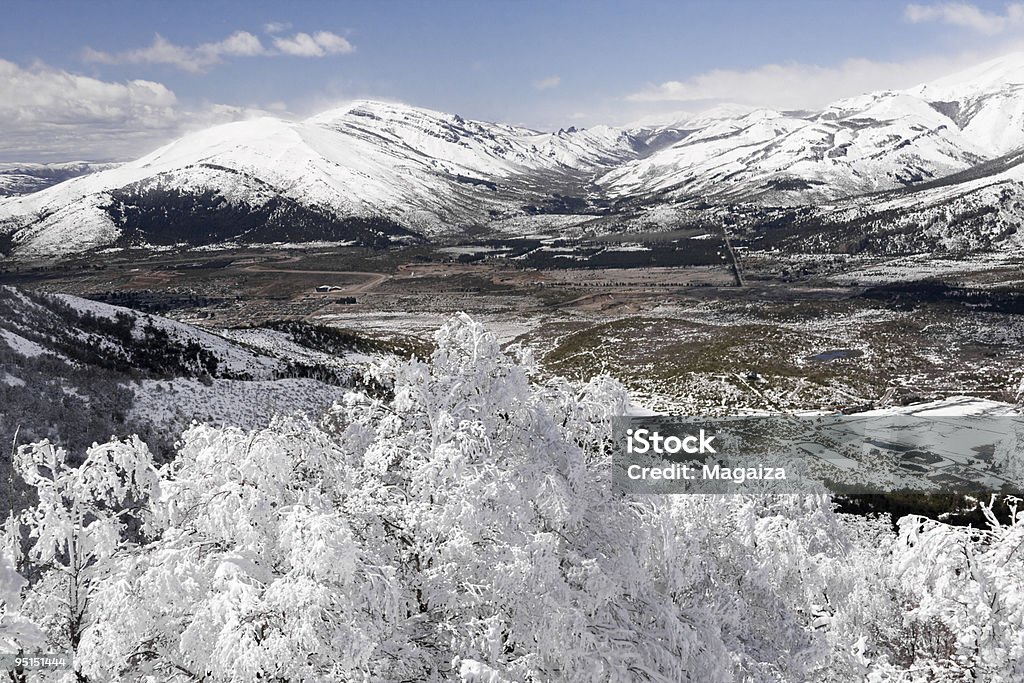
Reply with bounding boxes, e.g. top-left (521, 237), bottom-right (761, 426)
top-left (5, 53), bottom-right (1024, 258)
top-left (0, 162), bottom-right (121, 198)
